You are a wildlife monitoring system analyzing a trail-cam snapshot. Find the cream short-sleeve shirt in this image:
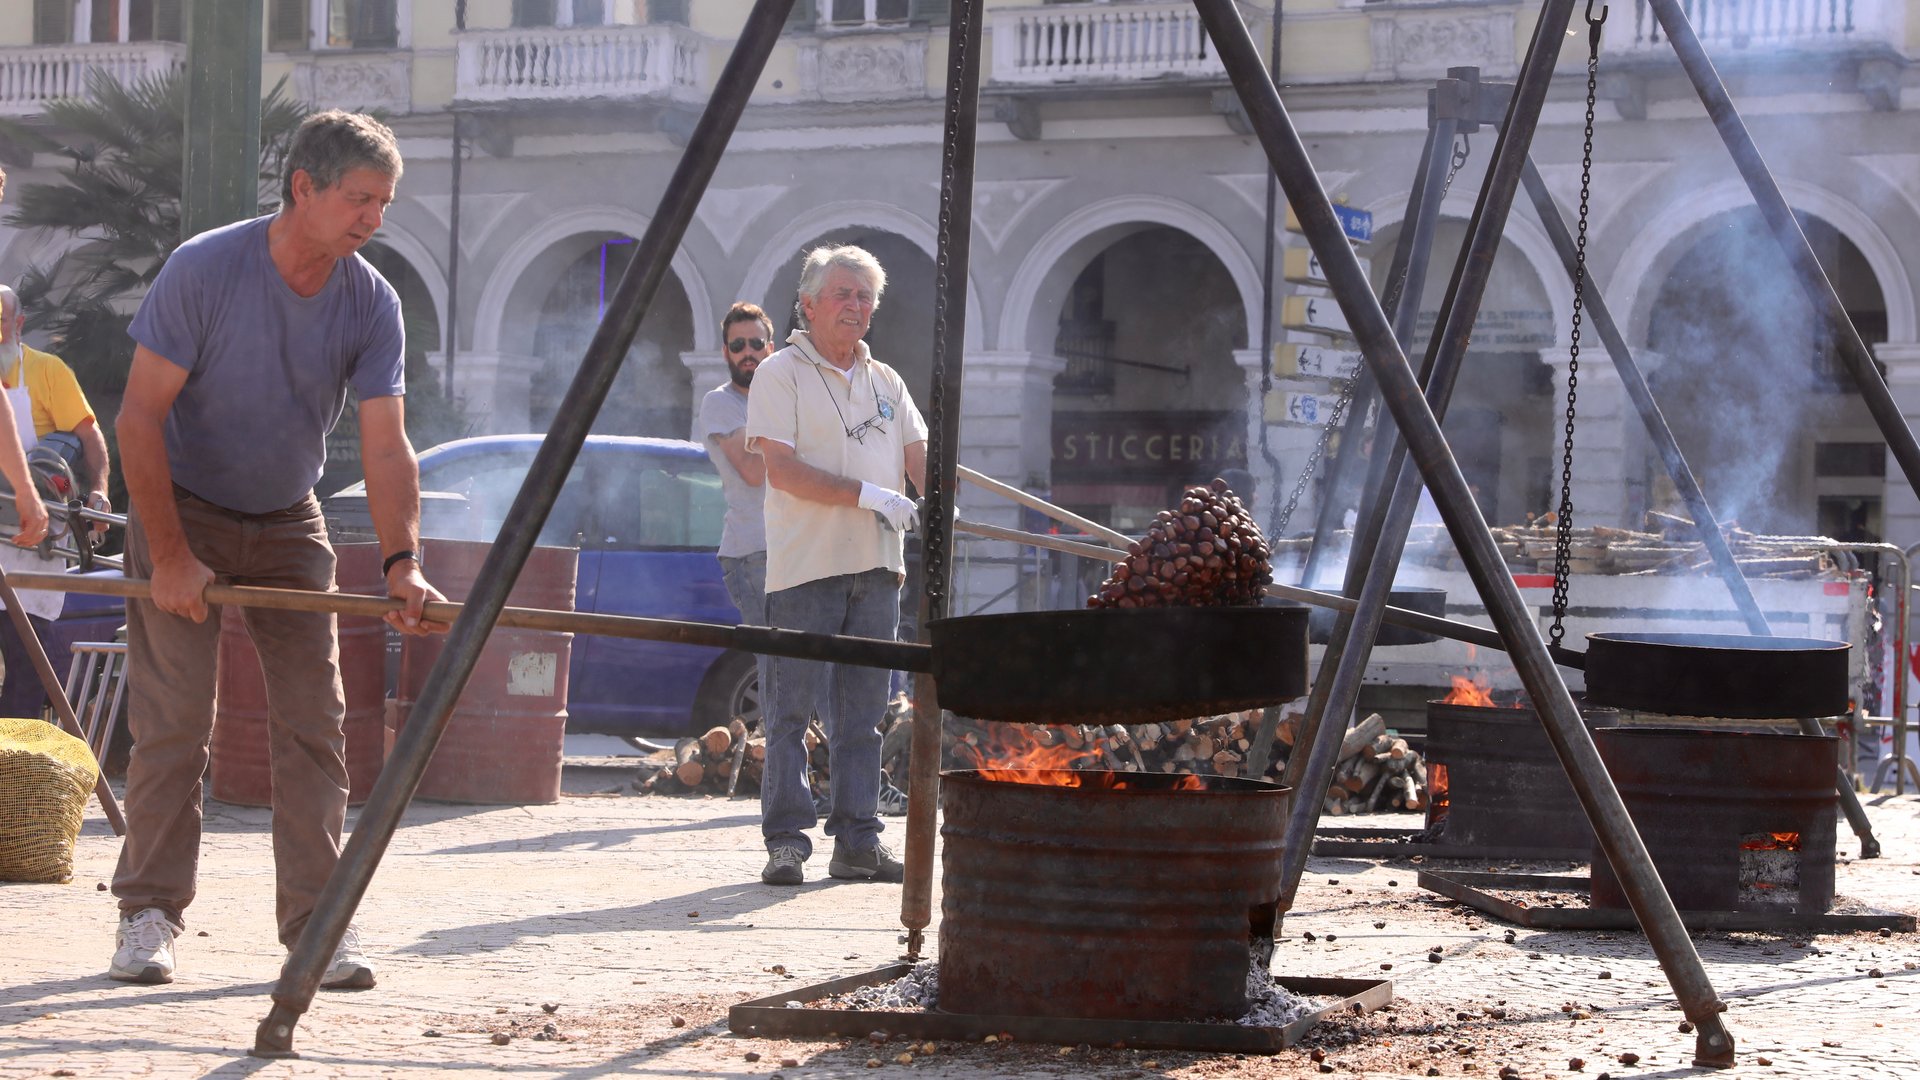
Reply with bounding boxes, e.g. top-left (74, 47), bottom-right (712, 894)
top-left (745, 331), bottom-right (929, 593)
